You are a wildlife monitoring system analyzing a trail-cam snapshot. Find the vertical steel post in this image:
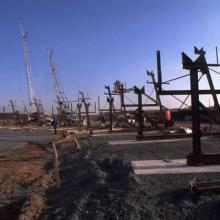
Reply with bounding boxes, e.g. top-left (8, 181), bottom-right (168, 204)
top-left (194, 48), bottom-right (220, 116)
top-left (85, 103), bottom-right (90, 129)
top-left (134, 86), bottom-right (144, 139)
top-left (52, 106), bottom-right (54, 117)
top-left (120, 84), bottom-right (125, 112)
top-left (98, 96), bottom-right (101, 111)
top-left (107, 97), bottom-right (113, 131)
top-left (190, 68), bottom-right (201, 155)
top-left (216, 46), bottom-right (219, 65)
top-left (58, 102), bottom-right (62, 124)
top-left (157, 50), bottom-right (162, 92)
top-left (77, 103), bottom-right (82, 130)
